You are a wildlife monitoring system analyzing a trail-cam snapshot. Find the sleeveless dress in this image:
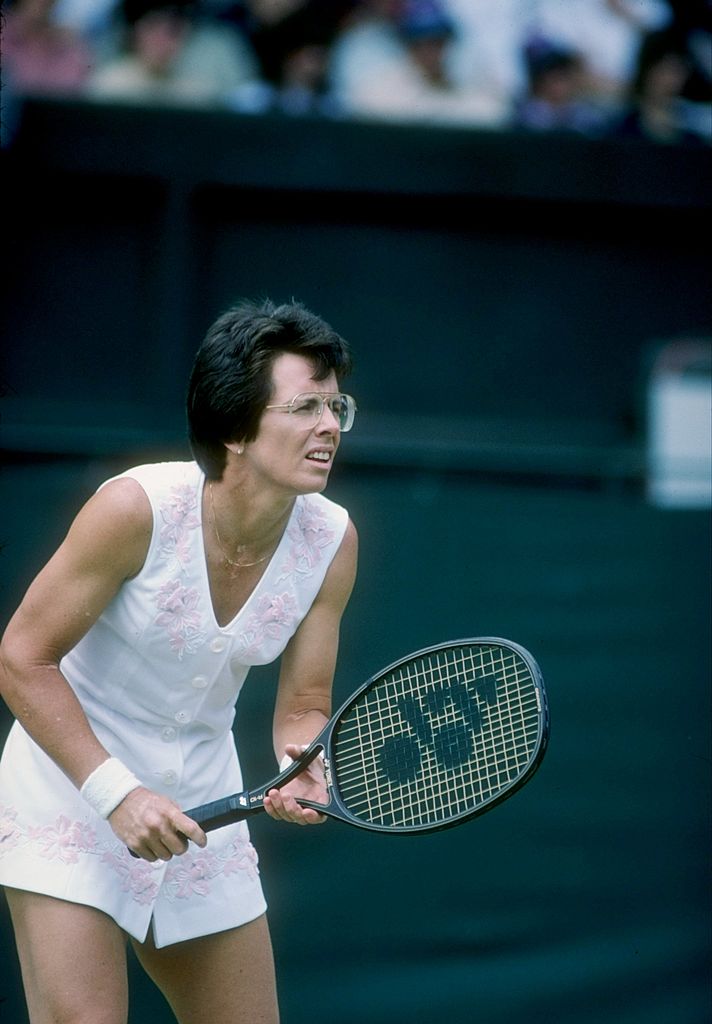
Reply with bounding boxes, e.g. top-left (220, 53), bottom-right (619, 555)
top-left (0, 461), bottom-right (348, 948)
